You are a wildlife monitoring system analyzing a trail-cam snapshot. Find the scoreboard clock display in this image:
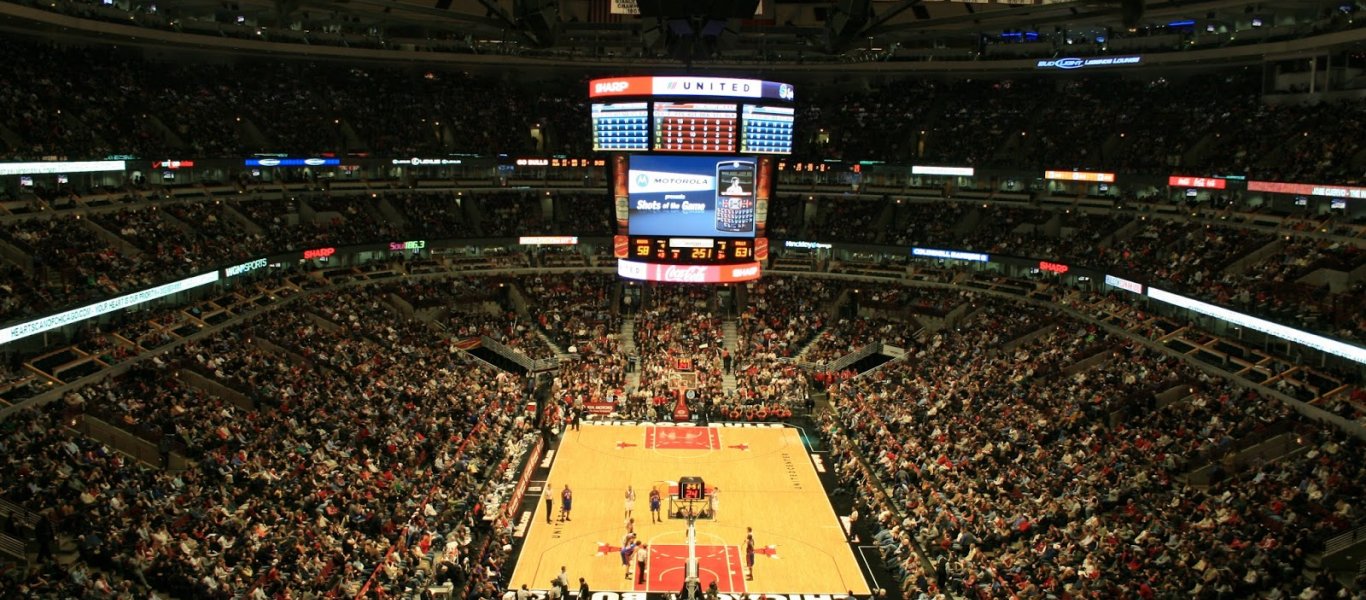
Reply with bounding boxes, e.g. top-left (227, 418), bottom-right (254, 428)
top-left (678, 476), bottom-right (707, 500)
top-left (628, 236), bottom-right (758, 264)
